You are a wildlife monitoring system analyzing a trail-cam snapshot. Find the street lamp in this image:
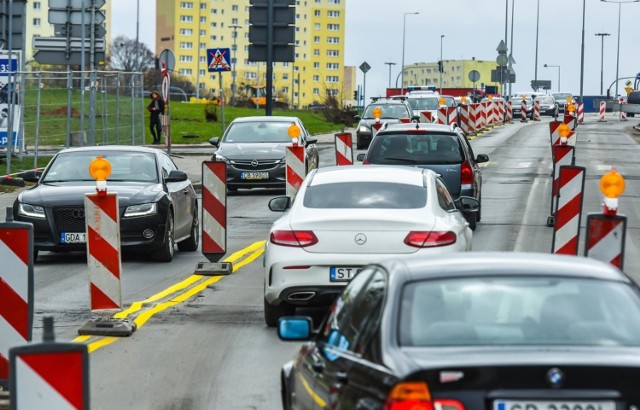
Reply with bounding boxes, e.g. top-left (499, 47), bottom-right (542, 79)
top-left (595, 33), bottom-right (611, 95)
top-left (544, 64), bottom-right (561, 92)
top-left (401, 12), bottom-right (419, 94)
top-left (439, 34), bottom-right (444, 94)
top-left (600, 0), bottom-right (640, 98)
top-left (229, 24), bottom-right (241, 105)
top-left (579, 0), bottom-right (586, 104)
top-left (533, 0), bottom-right (540, 91)
top-left (384, 62), bottom-right (396, 89)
